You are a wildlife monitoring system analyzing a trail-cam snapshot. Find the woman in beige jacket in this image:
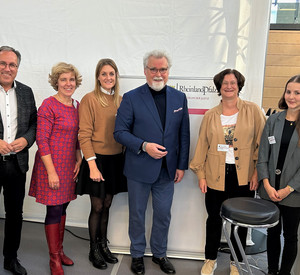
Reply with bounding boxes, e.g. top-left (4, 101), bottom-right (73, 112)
top-left (190, 69), bottom-right (265, 275)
